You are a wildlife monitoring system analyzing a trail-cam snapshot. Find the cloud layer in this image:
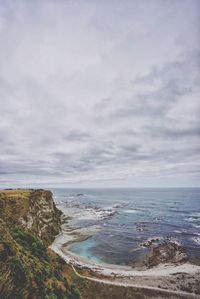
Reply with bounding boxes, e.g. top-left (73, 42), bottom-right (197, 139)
top-left (0, 0), bottom-right (200, 187)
